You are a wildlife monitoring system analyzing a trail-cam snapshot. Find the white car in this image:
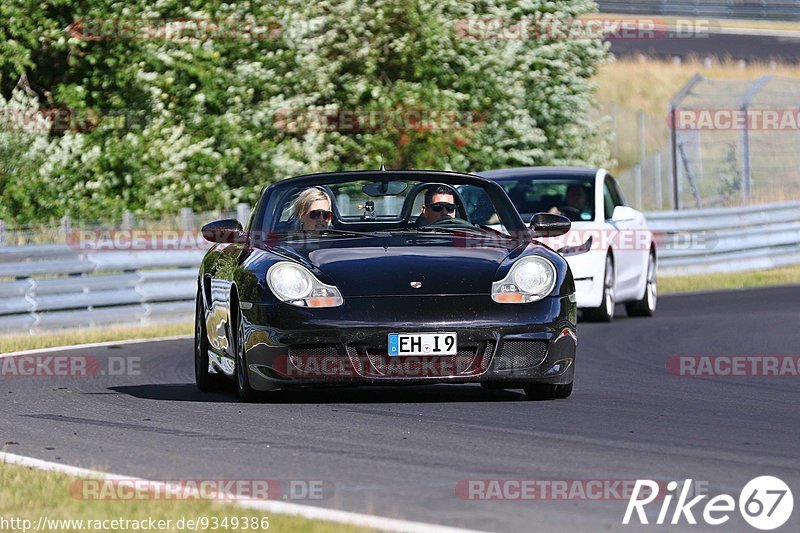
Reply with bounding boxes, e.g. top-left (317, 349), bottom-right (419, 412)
top-left (480, 167), bottom-right (656, 321)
